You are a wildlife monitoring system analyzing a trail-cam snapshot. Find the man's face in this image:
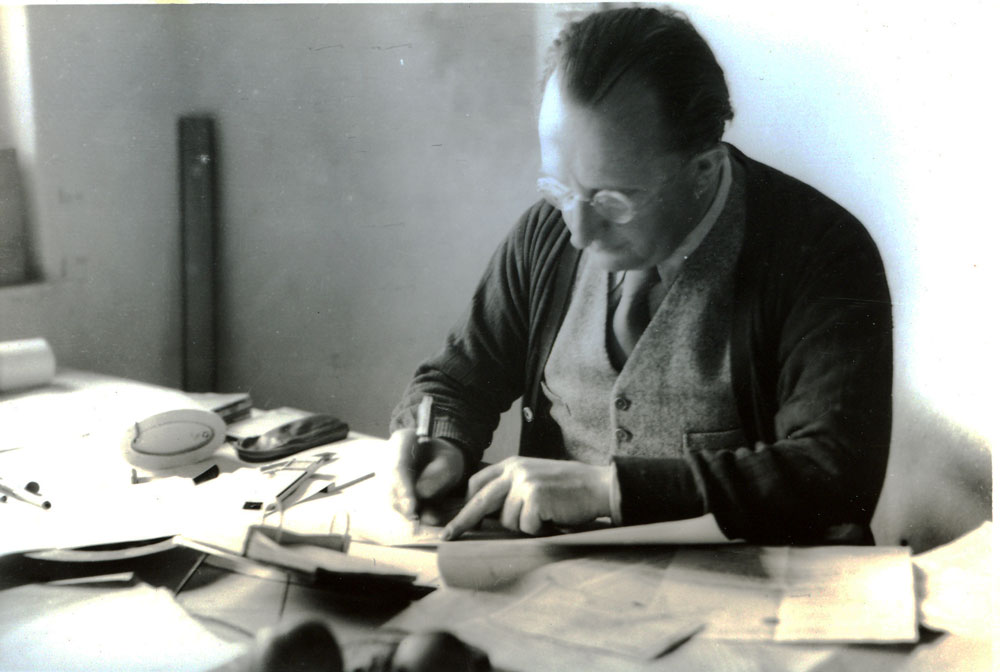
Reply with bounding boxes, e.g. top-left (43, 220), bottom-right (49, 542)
top-left (538, 73), bottom-right (704, 271)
